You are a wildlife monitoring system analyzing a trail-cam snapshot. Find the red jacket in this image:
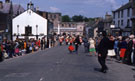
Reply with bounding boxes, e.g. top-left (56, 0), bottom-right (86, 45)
top-left (1, 45), bottom-right (3, 51)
